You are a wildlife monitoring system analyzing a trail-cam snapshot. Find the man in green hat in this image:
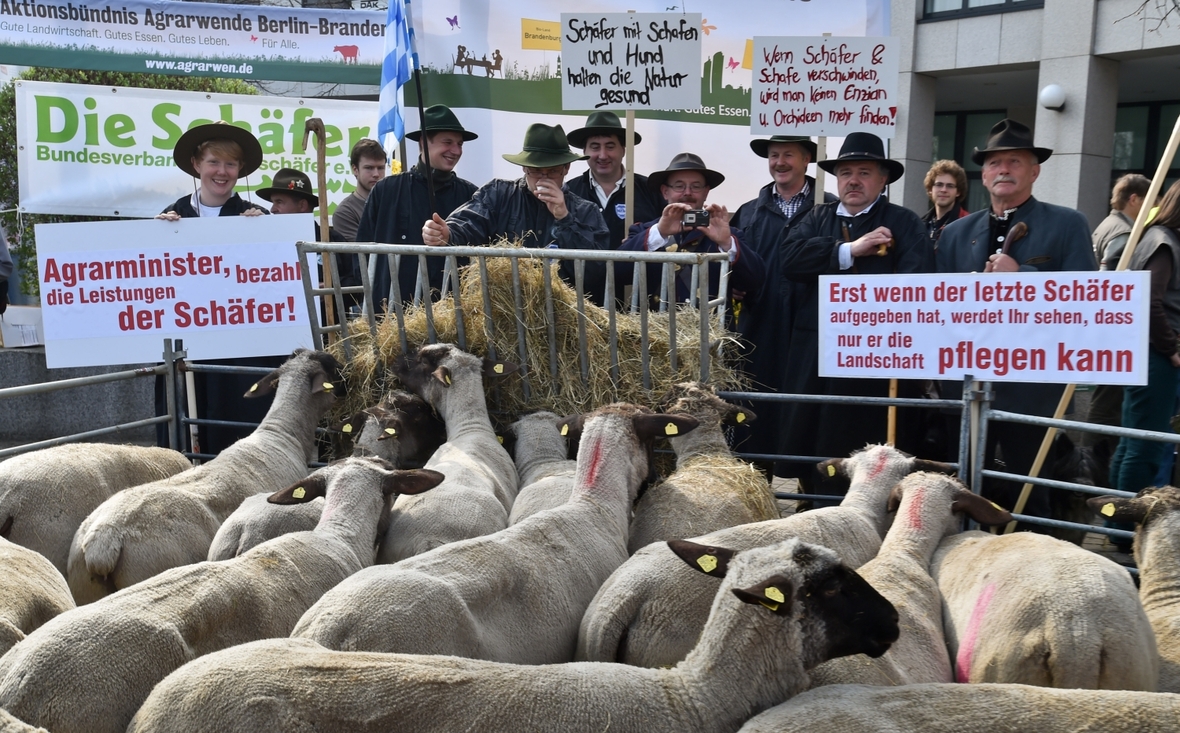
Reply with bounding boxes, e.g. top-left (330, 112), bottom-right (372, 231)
top-left (357, 105), bottom-right (479, 309)
top-left (422, 122), bottom-right (610, 301)
top-left (564, 111), bottom-right (665, 247)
